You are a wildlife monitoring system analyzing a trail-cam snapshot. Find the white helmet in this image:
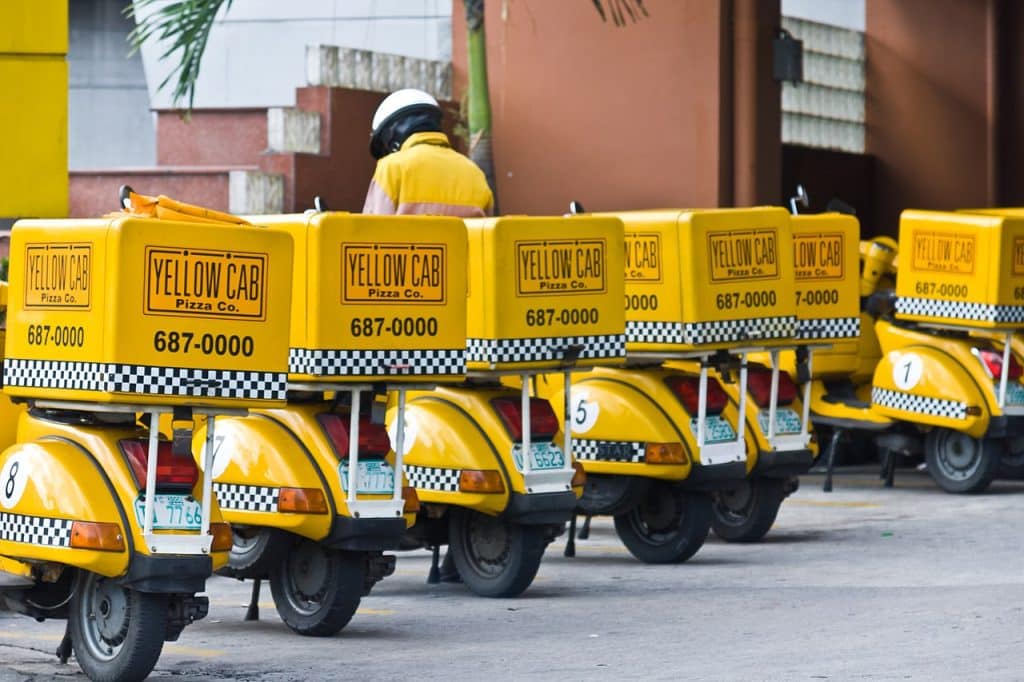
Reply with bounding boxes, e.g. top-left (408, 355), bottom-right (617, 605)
top-left (370, 88), bottom-right (442, 158)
